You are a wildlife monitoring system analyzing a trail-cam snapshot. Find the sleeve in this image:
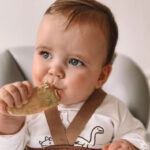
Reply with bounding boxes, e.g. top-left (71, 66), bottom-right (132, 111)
top-left (113, 101), bottom-right (149, 150)
top-left (0, 119), bottom-right (29, 150)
